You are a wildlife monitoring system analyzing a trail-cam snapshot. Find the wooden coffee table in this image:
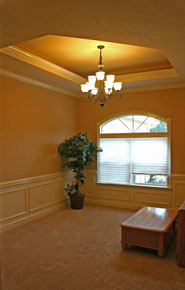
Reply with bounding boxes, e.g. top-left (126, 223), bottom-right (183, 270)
top-left (121, 207), bottom-right (178, 256)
